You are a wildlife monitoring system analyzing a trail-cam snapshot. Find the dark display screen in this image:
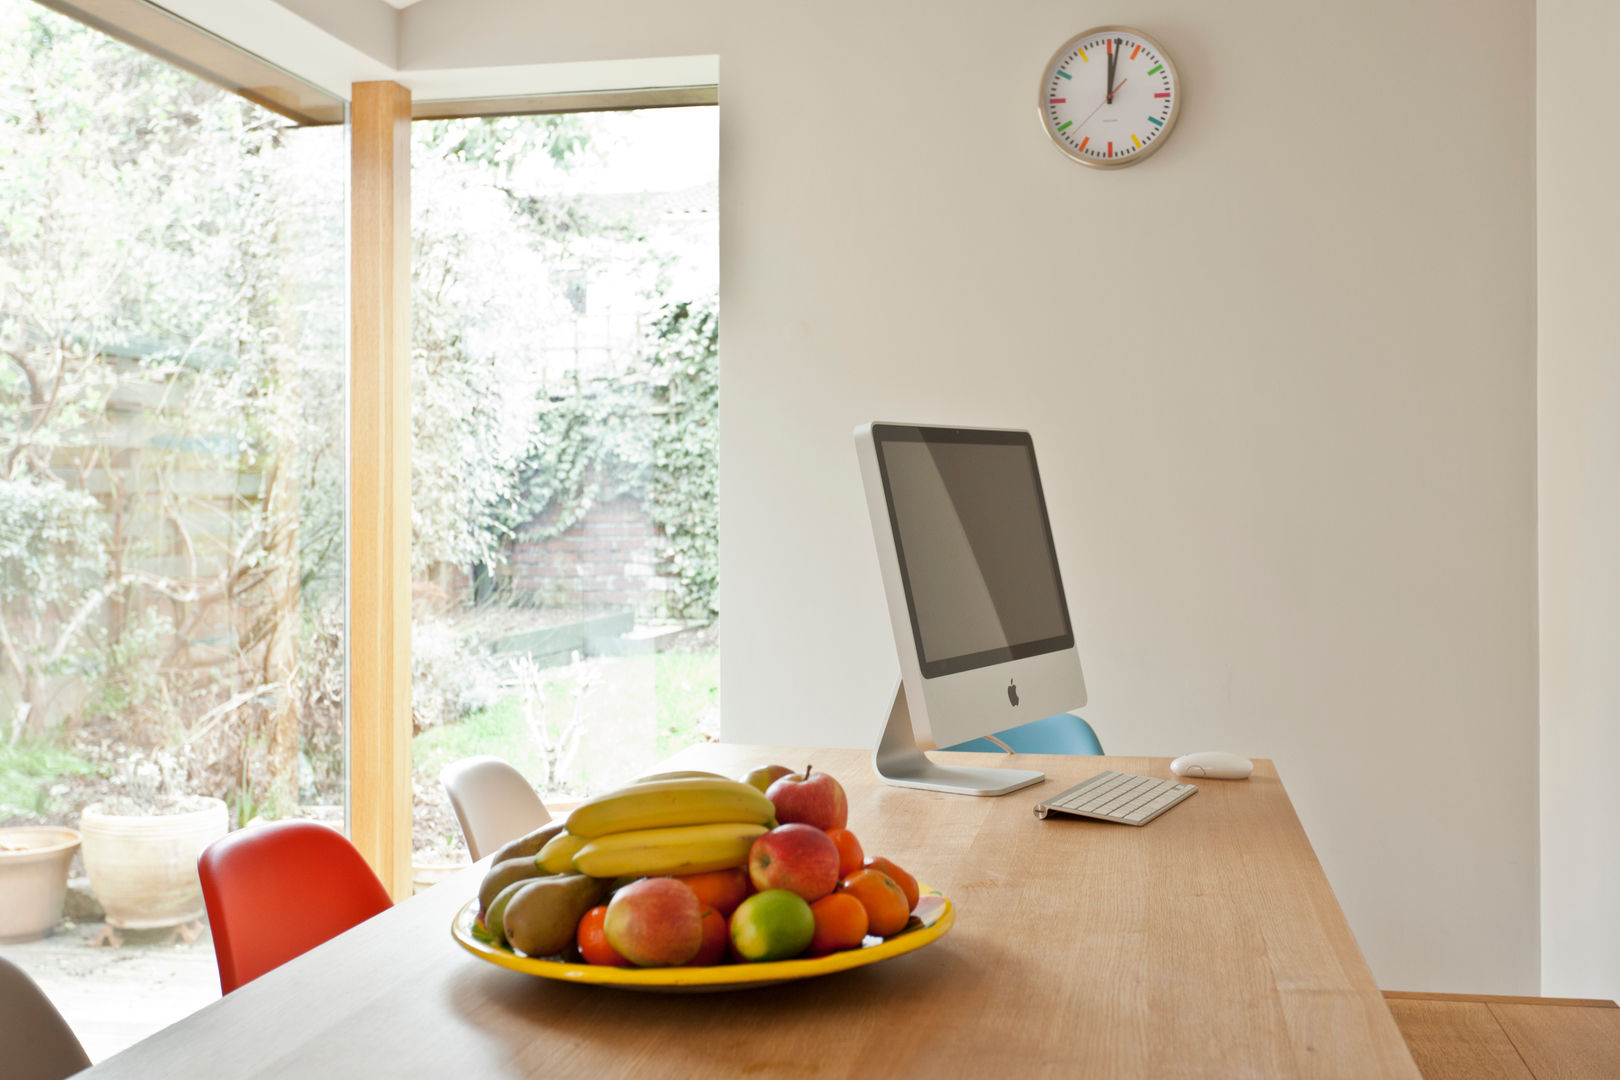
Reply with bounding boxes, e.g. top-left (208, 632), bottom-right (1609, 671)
top-left (874, 426), bottom-right (1073, 677)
